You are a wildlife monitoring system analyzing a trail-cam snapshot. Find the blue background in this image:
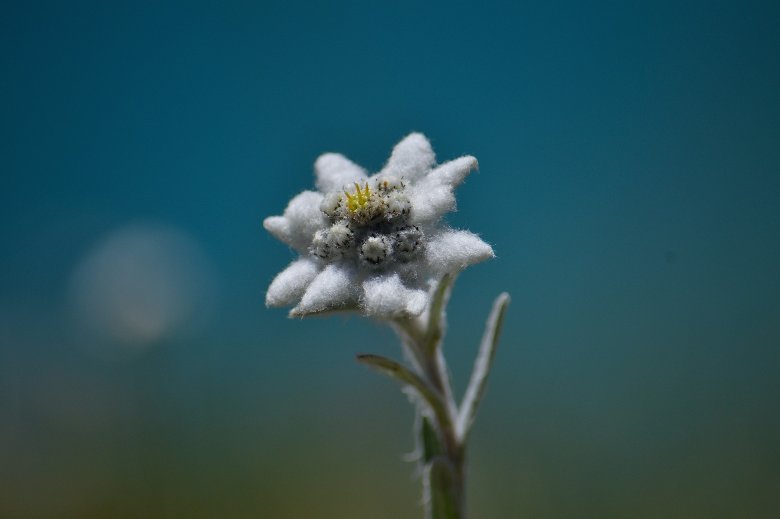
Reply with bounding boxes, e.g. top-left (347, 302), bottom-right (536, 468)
top-left (2, 1), bottom-right (778, 517)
